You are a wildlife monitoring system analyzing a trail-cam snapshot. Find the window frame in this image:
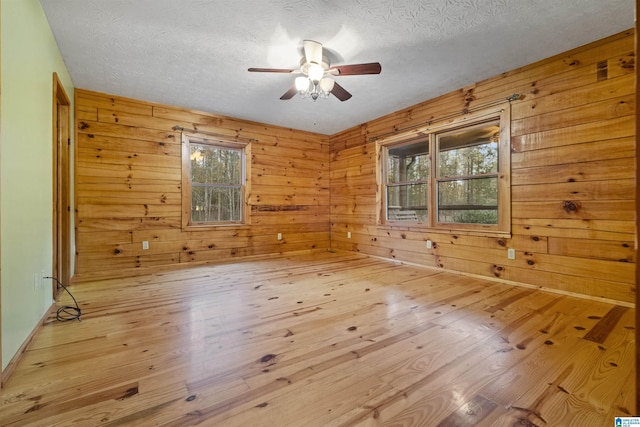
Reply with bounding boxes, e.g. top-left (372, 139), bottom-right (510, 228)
top-left (383, 137), bottom-right (431, 224)
top-left (378, 104), bottom-right (511, 236)
top-left (181, 132), bottom-right (250, 229)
